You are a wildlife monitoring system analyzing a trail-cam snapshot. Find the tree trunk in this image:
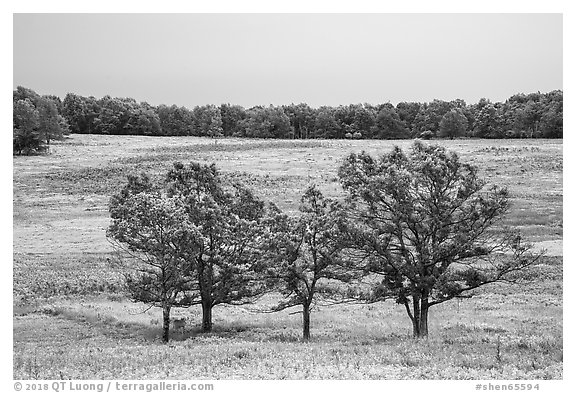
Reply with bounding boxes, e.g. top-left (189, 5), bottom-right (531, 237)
top-left (162, 304), bottom-right (171, 343)
top-left (198, 257), bottom-right (213, 333)
top-left (412, 296), bottom-right (421, 338)
top-left (201, 299), bottom-right (213, 333)
top-left (302, 303), bottom-right (311, 341)
top-left (419, 297), bottom-right (429, 337)
top-left (405, 295), bottom-right (430, 338)
top-left (410, 296), bottom-right (429, 338)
